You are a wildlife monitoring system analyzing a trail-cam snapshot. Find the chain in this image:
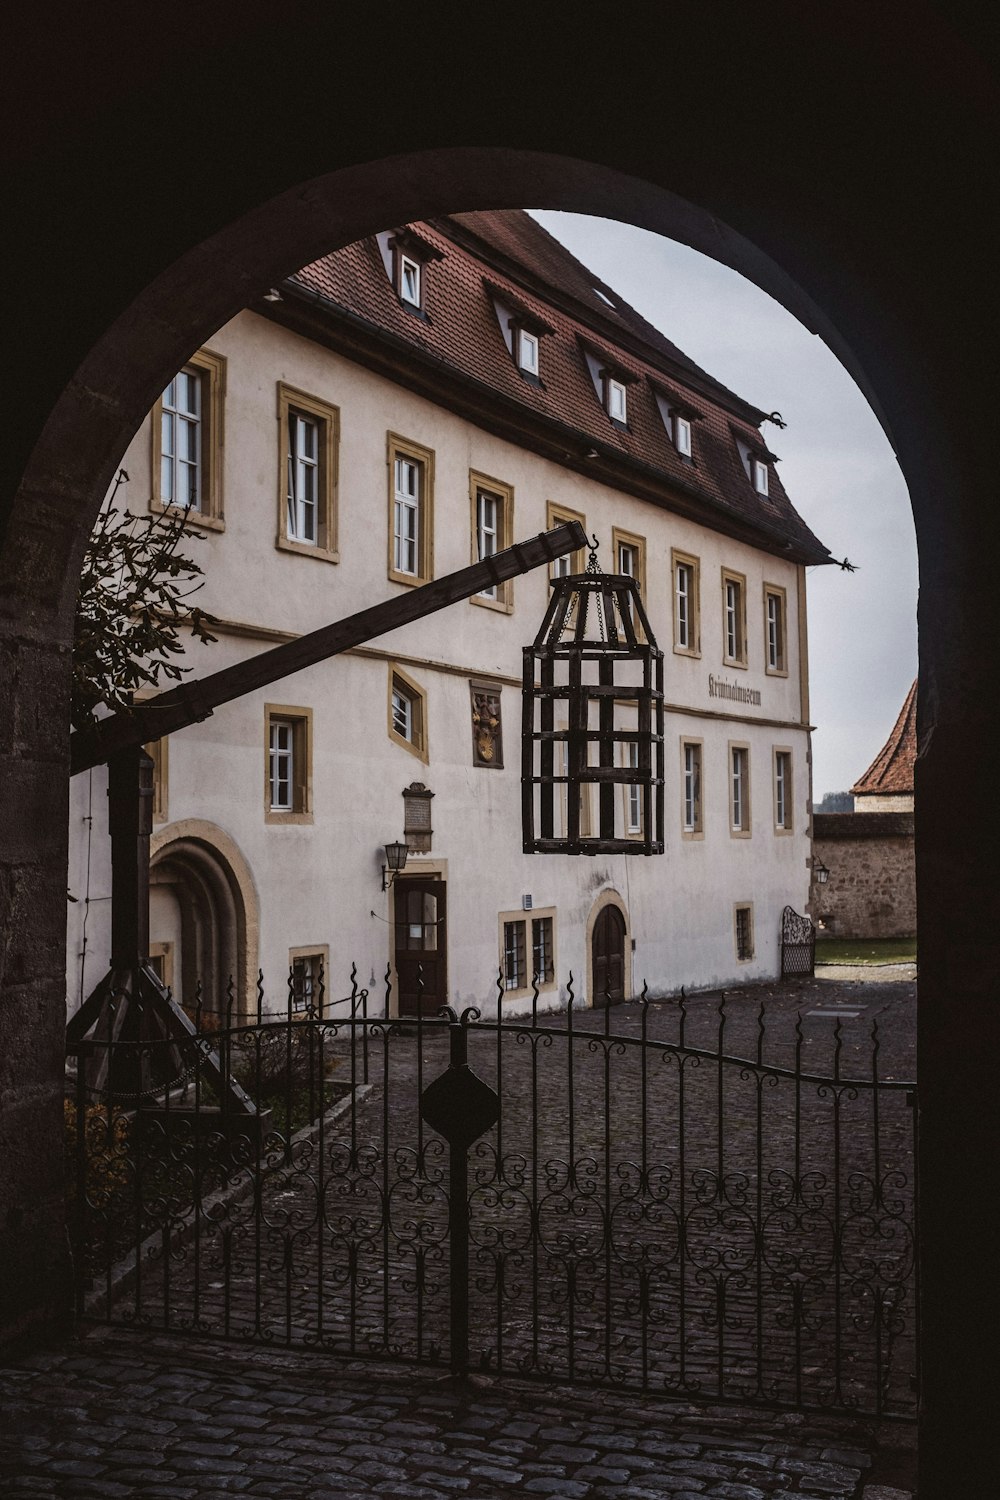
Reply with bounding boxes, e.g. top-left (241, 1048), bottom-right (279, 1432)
top-left (586, 534), bottom-right (606, 641)
top-left (74, 1042), bottom-right (215, 1104)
